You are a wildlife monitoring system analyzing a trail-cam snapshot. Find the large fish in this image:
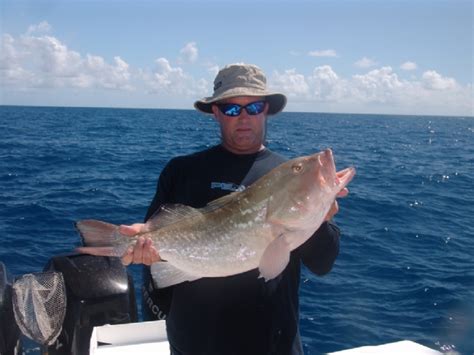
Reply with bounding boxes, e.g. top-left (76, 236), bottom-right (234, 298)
top-left (75, 149), bottom-right (355, 288)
